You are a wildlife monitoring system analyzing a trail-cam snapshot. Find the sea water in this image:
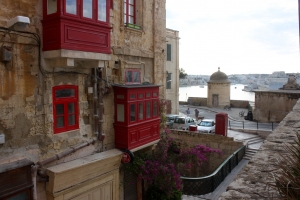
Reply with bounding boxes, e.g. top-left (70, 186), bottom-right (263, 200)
top-left (179, 84), bottom-right (255, 102)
